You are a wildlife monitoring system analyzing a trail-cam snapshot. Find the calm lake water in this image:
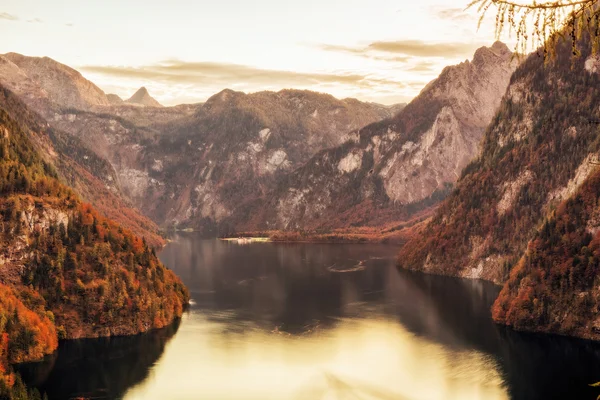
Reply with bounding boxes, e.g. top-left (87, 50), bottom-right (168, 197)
top-left (17, 234), bottom-right (600, 400)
